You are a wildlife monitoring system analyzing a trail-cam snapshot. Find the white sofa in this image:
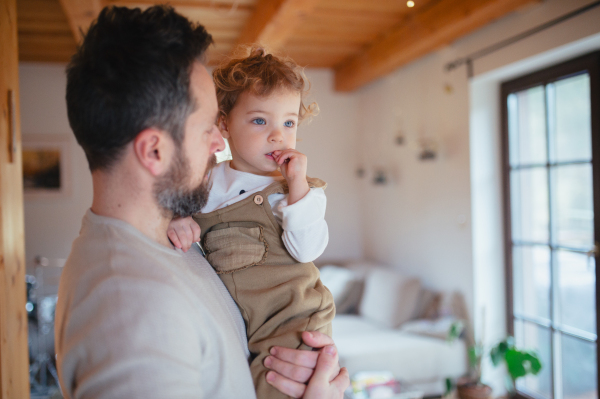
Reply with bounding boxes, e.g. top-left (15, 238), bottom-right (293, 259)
top-left (320, 262), bottom-right (469, 395)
